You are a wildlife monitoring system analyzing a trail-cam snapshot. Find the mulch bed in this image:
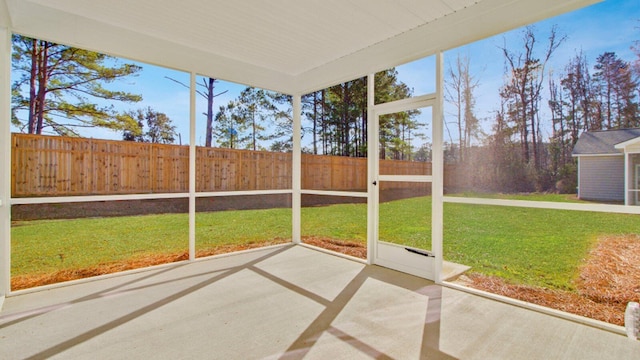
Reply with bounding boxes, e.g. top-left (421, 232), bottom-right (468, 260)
top-left (10, 239), bottom-right (289, 290)
top-left (11, 237), bottom-right (366, 290)
top-left (301, 236), bottom-right (367, 259)
top-left (457, 234), bottom-right (640, 326)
